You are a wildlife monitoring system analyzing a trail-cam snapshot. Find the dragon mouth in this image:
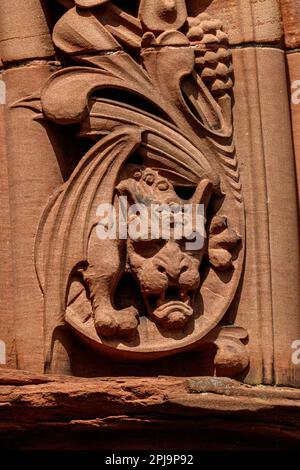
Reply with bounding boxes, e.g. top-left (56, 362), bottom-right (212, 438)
top-left (145, 287), bottom-right (194, 330)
